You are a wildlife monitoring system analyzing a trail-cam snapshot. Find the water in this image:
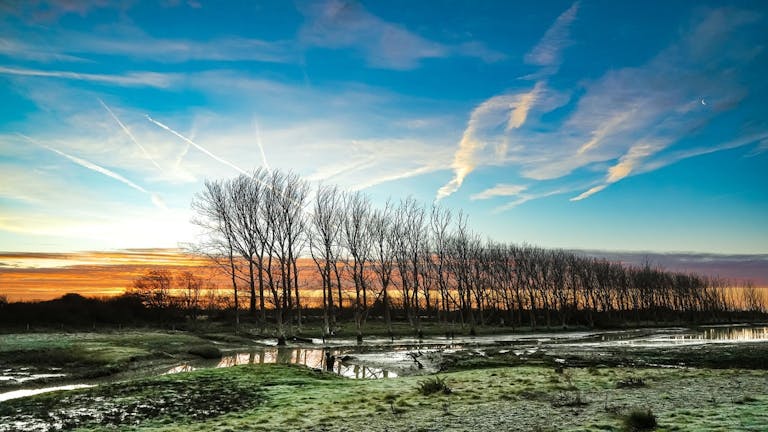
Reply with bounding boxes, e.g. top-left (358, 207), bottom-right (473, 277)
top-left (2, 325), bottom-right (766, 402)
top-left (0, 384), bottom-right (94, 402)
top-left (166, 347), bottom-right (399, 379)
top-left (571, 325), bottom-right (768, 347)
top-left (0, 371), bottom-right (66, 385)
